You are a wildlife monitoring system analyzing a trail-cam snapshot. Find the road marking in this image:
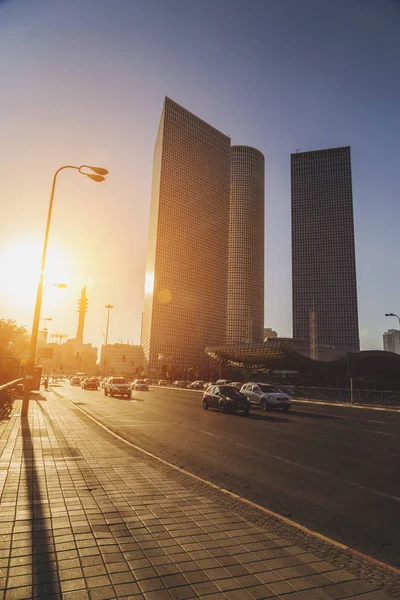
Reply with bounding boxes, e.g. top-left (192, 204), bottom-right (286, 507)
top-left (54, 387), bottom-right (400, 577)
top-left (344, 481), bottom-right (400, 503)
top-left (365, 430), bottom-right (400, 438)
top-left (237, 443), bottom-right (400, 503)
top-left (200, 430), bottom-right (221, 438)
